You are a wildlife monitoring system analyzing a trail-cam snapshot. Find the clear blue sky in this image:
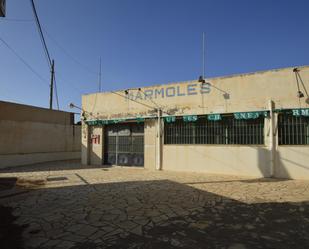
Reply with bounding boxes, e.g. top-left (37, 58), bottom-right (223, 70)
top-left (1, 0), bottom-right (309, 113)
